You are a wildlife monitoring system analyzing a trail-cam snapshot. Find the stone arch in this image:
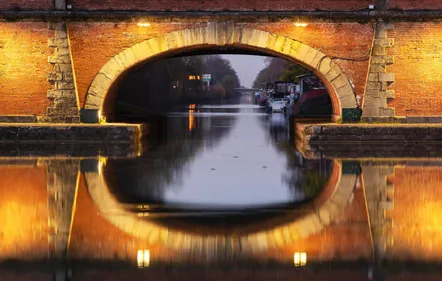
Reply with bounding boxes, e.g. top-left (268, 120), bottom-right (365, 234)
top-left (84, 23), bottom-right (358, 121)
top-left (83, 159), bottom-right (357, 258)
